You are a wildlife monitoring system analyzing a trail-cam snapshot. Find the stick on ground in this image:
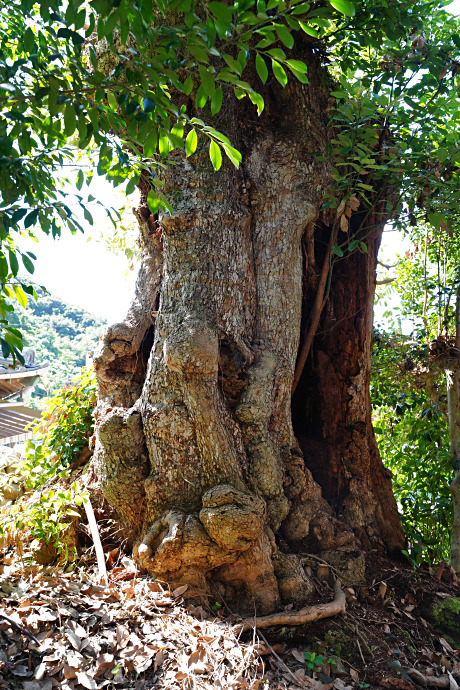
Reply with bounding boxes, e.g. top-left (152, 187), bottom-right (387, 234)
top-left (0, 612), bottom-right (40, 645)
